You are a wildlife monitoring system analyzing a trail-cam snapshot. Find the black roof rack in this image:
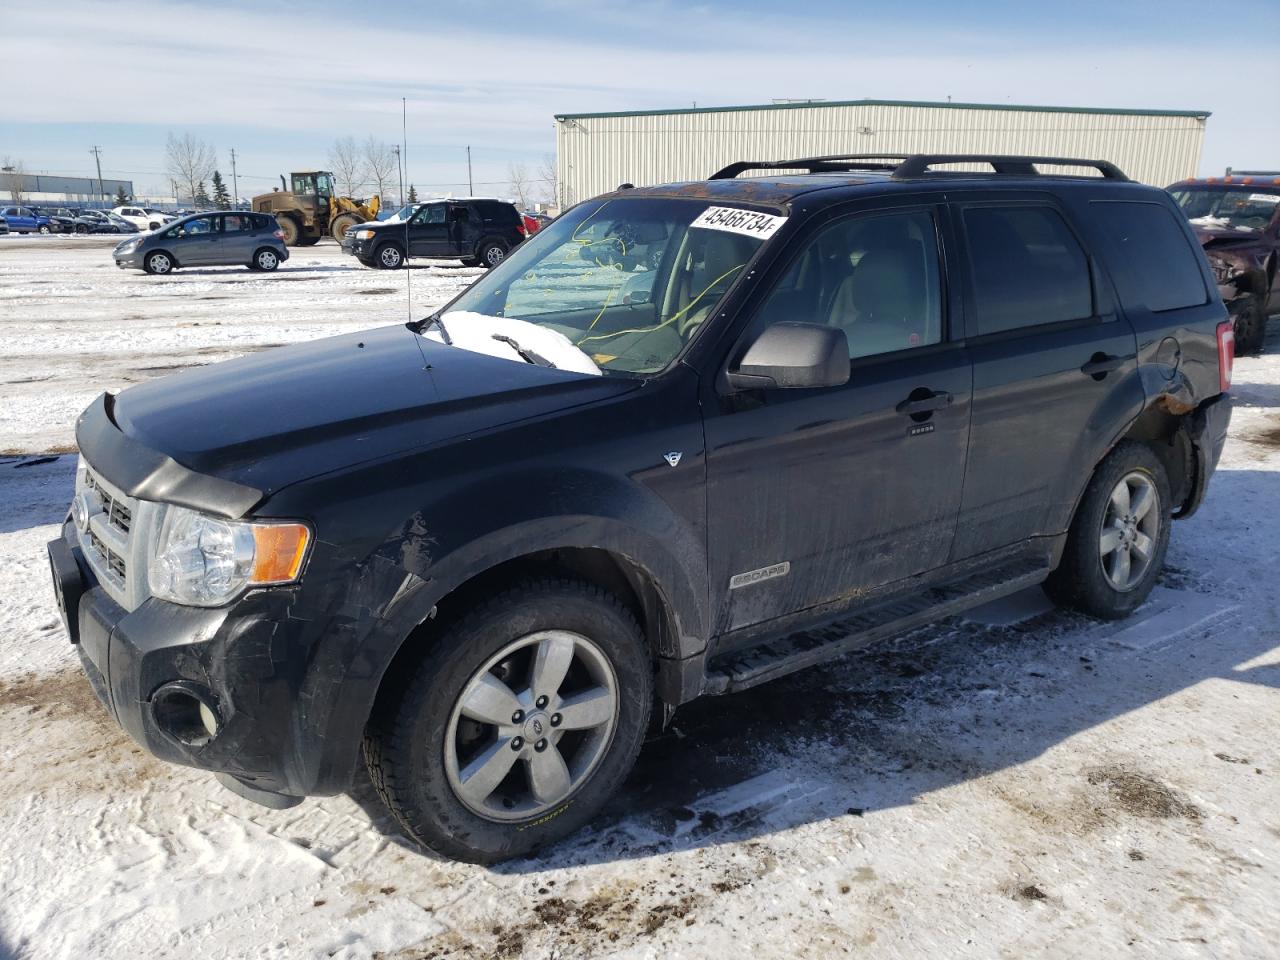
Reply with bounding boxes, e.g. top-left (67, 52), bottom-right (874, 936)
top-left (709, 153), bottom-right (1130, 182)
